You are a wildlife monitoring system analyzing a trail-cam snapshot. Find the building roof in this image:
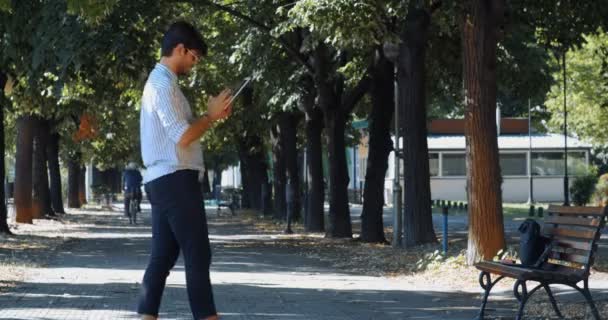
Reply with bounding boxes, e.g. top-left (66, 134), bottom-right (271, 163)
top-left (428, 133), bottom-right (592, 150)
top-left (429, 118), bottom-right (529, 134)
